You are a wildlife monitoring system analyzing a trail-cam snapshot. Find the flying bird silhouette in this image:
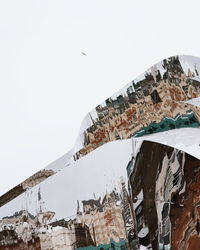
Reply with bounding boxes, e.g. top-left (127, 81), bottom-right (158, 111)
top-left (81, 52), bottom-right (87, 56)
